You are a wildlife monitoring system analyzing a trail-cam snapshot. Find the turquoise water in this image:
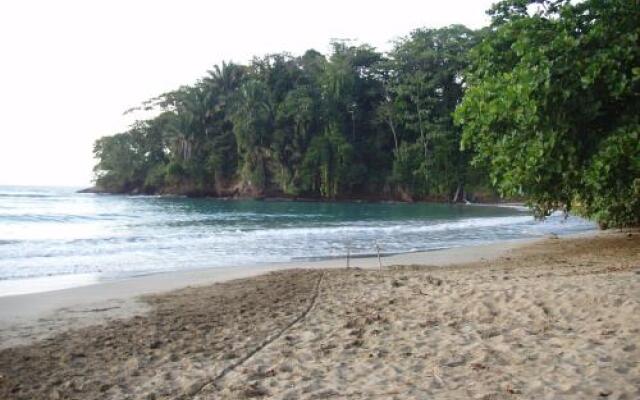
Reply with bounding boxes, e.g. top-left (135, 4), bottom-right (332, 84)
top-left (0, 185), bottom-right (596, 292)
